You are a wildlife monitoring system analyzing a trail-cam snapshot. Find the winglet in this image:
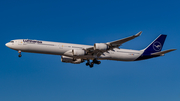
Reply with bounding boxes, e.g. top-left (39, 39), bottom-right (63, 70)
top-left (135, 31), bottom-right (142, 37)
